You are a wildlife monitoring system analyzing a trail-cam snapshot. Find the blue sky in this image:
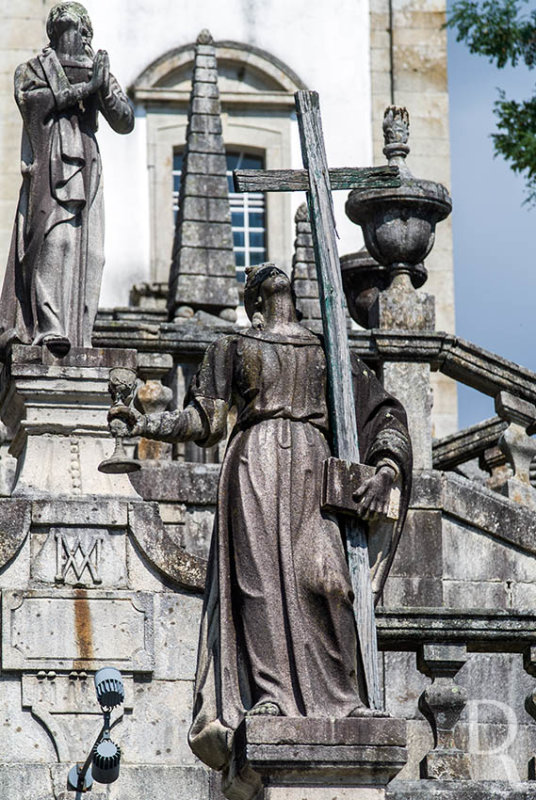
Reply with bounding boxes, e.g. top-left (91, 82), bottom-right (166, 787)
top-left (447, 6), bottom-right (536, 428)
